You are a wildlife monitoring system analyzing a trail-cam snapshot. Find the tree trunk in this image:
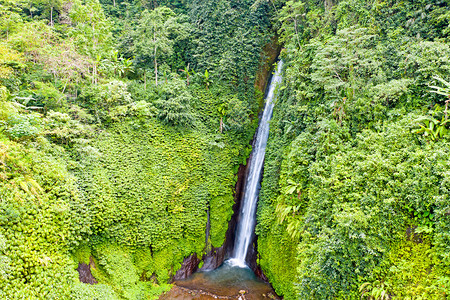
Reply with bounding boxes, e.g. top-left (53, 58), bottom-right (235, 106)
top-left (92, 63), bottom-right (97, 84)
top-left (220, 117), bottom-right (223, 133)
top-left (186, 64), bottom-right (190, 85)
top-left (92, 22), bottom-right (98, 84)
top-left (445, 98), bottom-right (449, 120)
top-left (154, 58), bottom-right (158, 86)
top-left (294, 18), bottom-right (301, 49)
top-left (154, 48), bottom-right (158, 86)
top-left (154, 29), bottom-right (158, 86)
top-left (62, 78), bottom-right (70, 93)
top-left (50, 6), bottom-right (53, 26)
